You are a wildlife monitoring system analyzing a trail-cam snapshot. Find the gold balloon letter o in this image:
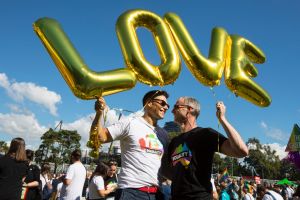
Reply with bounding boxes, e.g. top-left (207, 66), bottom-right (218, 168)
top-left (116, 9), bottom-right (181, 86)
